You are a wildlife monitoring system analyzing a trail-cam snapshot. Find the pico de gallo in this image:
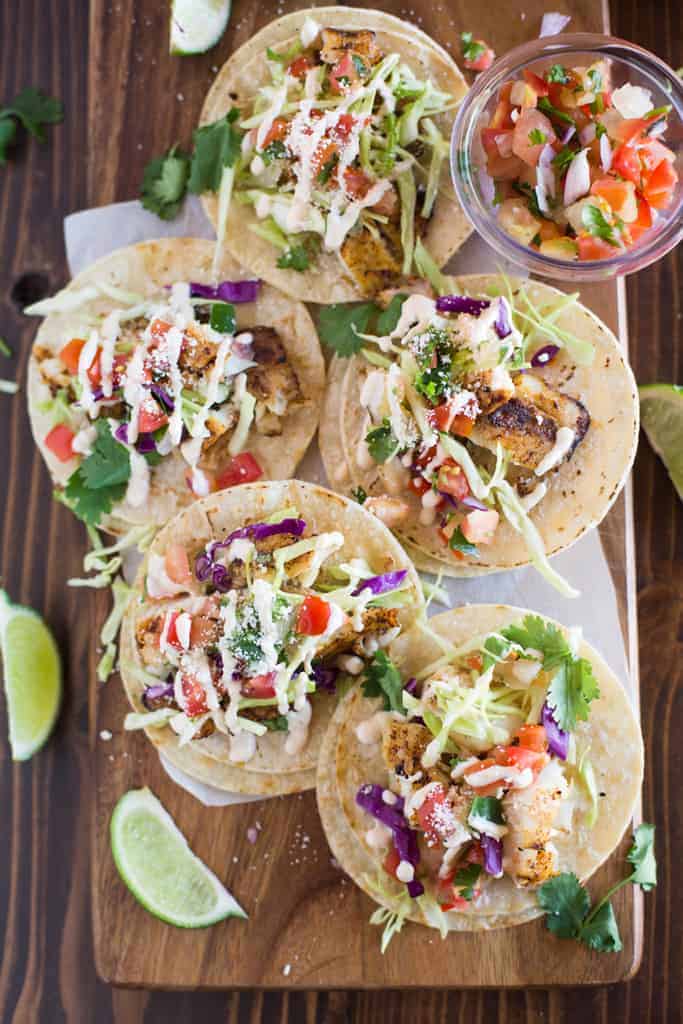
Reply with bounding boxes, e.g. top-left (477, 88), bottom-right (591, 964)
top-left (217, 16), bottom-right (455, 294)
top-left (31, 278), bottom-right (305, 529)
top-left (481, 60), bottom-right (679, 260)
top-left (353, 614), bottom-right (600, 948)
top-left (350, 283), bottom-right (595, 596)
top-left (123, 512), bottom-right (413, 761)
